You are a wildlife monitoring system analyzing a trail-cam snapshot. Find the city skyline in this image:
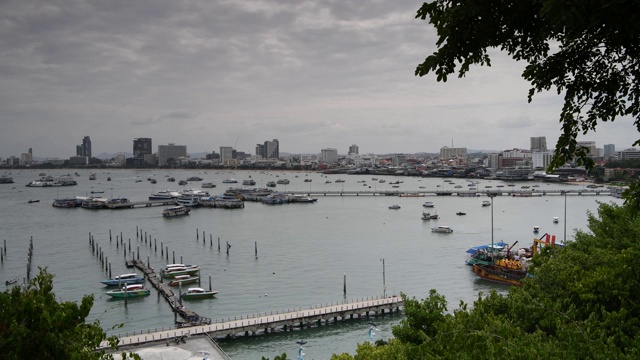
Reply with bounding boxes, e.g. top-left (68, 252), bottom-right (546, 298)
top-left (1, 1), bottom-right (636, 159)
